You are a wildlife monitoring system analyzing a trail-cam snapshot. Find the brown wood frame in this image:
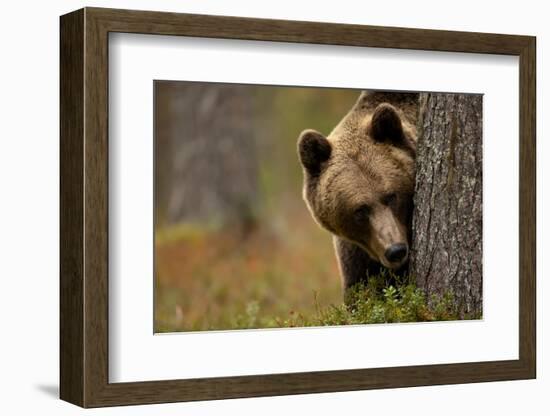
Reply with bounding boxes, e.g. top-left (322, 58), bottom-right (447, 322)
top-left (60, 7), bottom-right (536, 408)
